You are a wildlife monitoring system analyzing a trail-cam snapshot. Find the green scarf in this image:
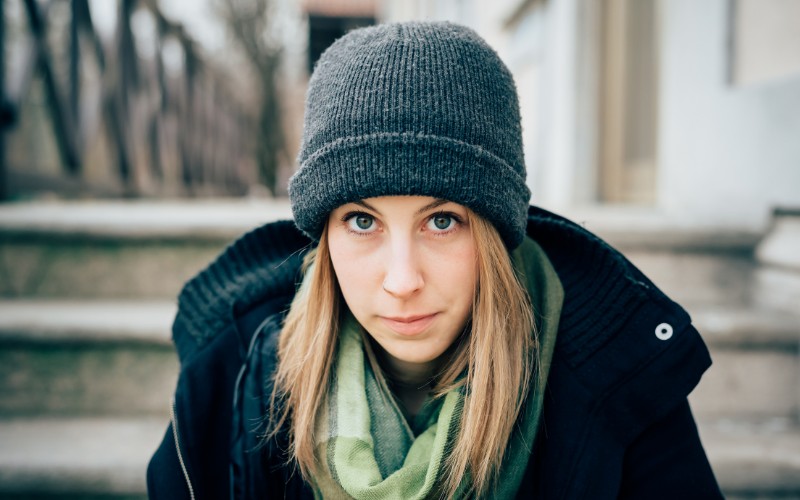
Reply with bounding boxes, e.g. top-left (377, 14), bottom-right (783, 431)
top-left (313, 237), bottom-right (564, 499)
